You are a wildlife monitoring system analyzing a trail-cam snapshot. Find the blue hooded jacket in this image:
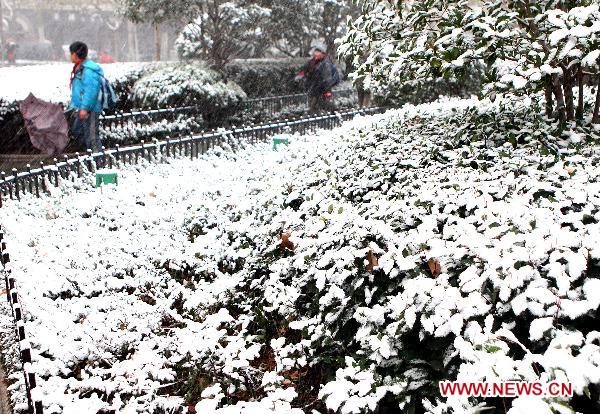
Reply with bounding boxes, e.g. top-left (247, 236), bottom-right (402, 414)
top-left (70, 59), bottom-right (104, 113)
